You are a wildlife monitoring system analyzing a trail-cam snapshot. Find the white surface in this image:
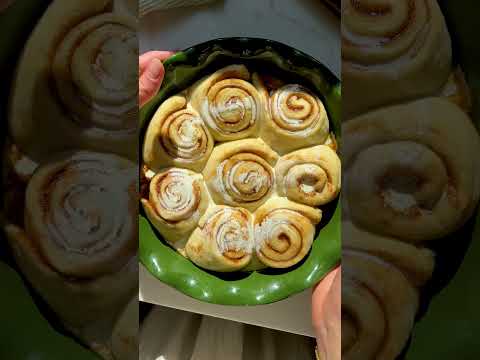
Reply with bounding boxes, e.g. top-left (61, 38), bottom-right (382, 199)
top-left (140, 265), bottom-right (316, 337)
top-left (139, 0), bottom-right (340, 77)
top-left (139, 0), bottom-right (339, 337)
